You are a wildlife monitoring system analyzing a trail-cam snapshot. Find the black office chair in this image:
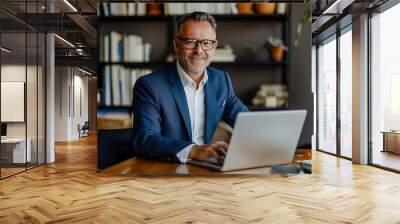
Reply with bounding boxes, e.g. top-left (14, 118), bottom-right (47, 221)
top-left (78, 121), bottom-right (90, 138)
top-left (97, 128), bottom-right (135, 171)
